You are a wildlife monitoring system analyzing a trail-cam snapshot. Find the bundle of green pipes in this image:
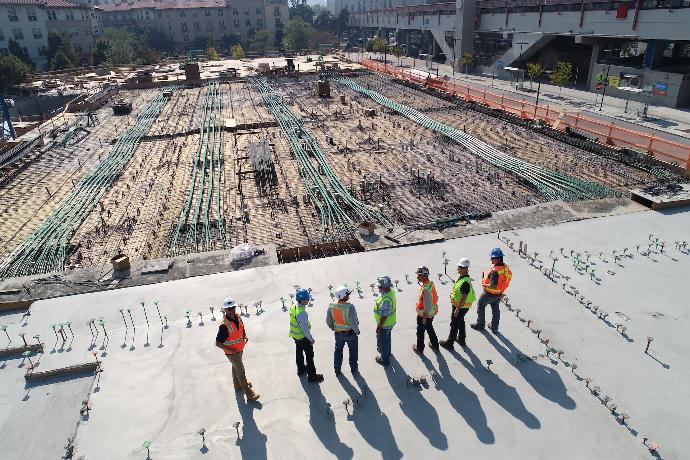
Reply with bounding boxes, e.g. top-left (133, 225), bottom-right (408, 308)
top-left (0, 88), bottom-right (175, 278)
top-left (249, 77), bottom-right (393, 240)
top-left (333, 75), bottom-right (619, 202)
top-left (169, 82), bottom-right (225, 256)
